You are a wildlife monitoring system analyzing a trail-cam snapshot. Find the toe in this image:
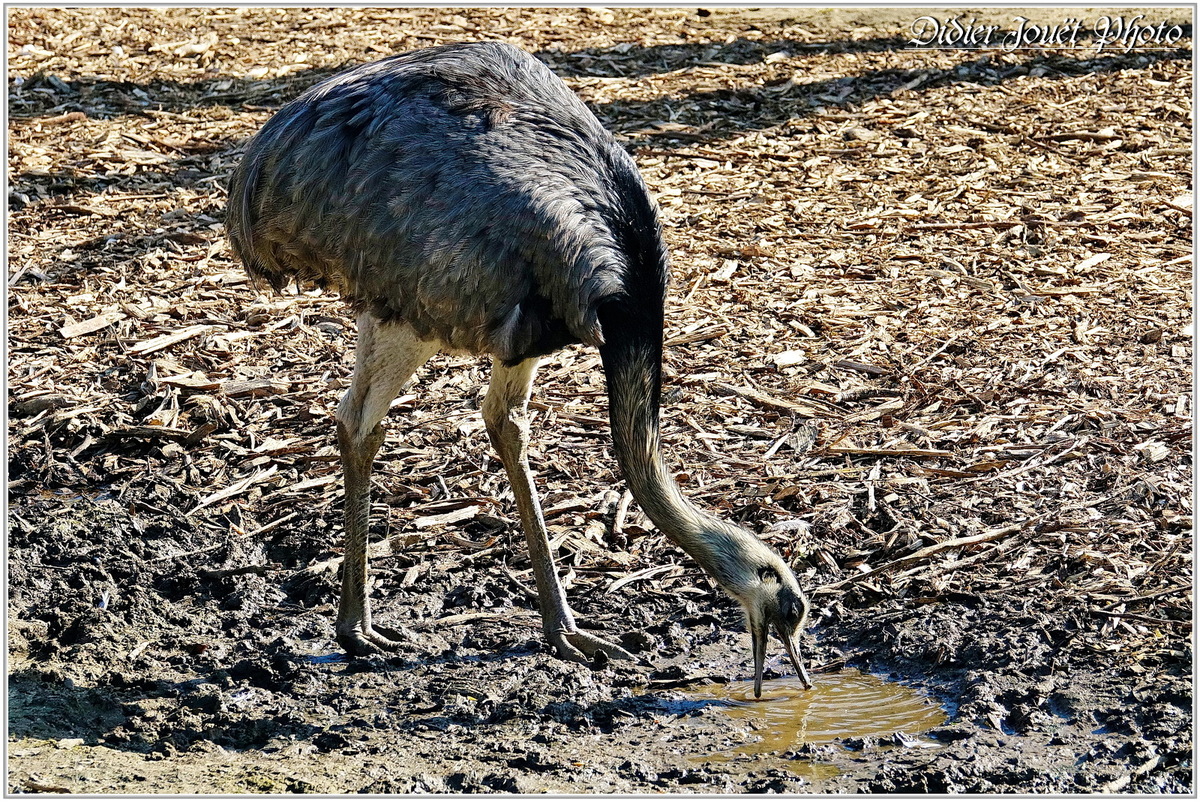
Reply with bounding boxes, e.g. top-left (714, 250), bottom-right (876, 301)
top-left (338, 624), bottom-right (404, 656)
top-left (549, 632), bottom-right (590, 664)
top-left (588, 635), bottom-right (636, 662)
top-left (362, 627), bottom-right (403, 651)
top-left (337, 630), bottom-right (379, 657)
top-left (565, 631), bottom-right (637, 663)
